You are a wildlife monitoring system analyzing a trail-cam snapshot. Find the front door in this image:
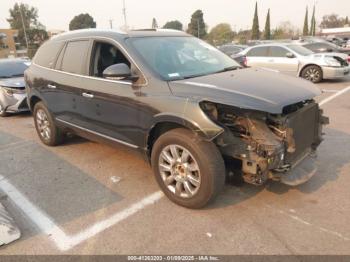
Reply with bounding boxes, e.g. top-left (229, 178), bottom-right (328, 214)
top-left (76, 40), bottom-right (145, 147)
top-left (265, 46), bottom-right (299, 76)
